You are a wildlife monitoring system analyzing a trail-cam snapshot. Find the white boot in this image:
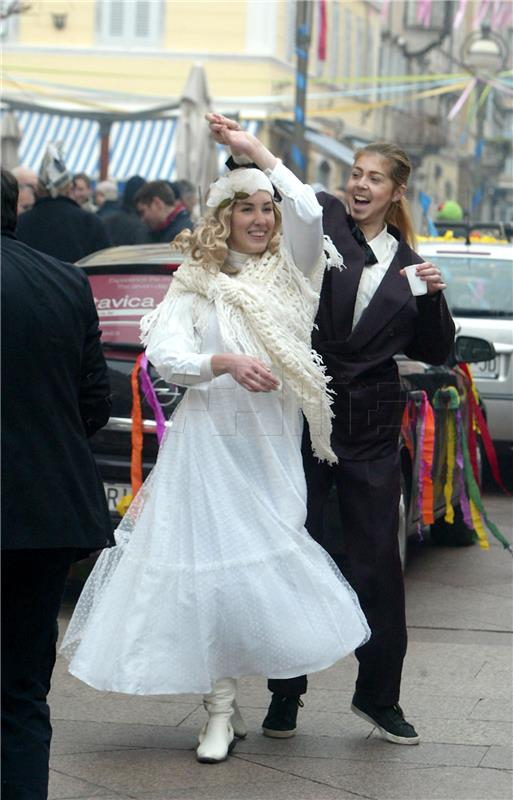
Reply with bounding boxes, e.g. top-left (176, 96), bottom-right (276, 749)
top-left (232, 699), bottom-right (248, 739)
top-left (196, 678), bottom-right (236, 763)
